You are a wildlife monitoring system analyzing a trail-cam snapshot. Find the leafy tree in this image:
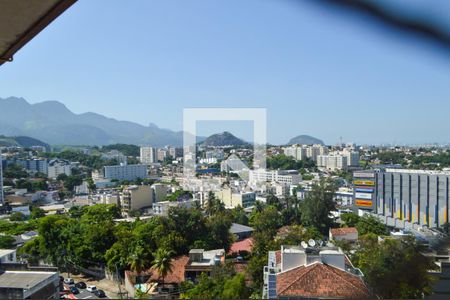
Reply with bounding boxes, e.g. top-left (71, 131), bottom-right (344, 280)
top-left (250, 206), bottom-right (282, 237)
top-left (101, 144), bottom-right (140, 157)
top-left (300, 178), bottom-right (337, 234)
top-left (151, 248), bottom-right (174, 285)
top-left (10, 212), bottom-right (26, 221)
top-left (167, 189), bottom-right (192, 202)
top-left (4, 164), bottom-right (29, 179)
top-left (206, 192), bottom-right (225, 216)
top-left (129, 245), bottom-right (150, 274)
top-left (206, 213), bottom-right (233, 252)
top-left (15, 179), bottom-right (32, 191)
top-left (222, 273), bottom-right (250, 299)
top-left (246, 255), bottom-right (267, 292)
top-left (0, 235), bottom-right (15, 248)
top-left (30, 206), bottom-right (46, 219)
top-left (277, 225), bottom-right (323, 245)
top-left (356, 214), bottom-right (389, 236)
top-left (34, 172), bottom-right (48, 179)
top-left (87, 178), bottom-right (96, 192)
top-left (267, 154), bottom-right (316, 171)
top-left (56, 173), bottom-right (68, 181)
top-left (31, 180), bottom-right (48, 191)
top-left (230, 206), bottom-right (248, 225)
top-left (182, 265), bottom-right (250, 299)
top-left (353, 235), bottom-right (437, 299)
top-left (68, 206), bottom-right (84, 218)
top-left (62, 175), bottom-right (83, 192)
top-left (341, 212), bottom-right (360, 227)
top-left (0, 219), bottom-right (36, 235)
